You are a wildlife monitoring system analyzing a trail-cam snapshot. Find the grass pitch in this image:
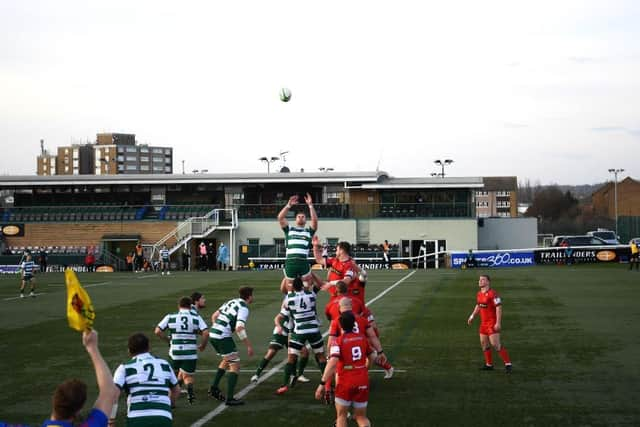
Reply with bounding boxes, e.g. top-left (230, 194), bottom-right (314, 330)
top-left (1, 265), bottom-right (639, 426)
